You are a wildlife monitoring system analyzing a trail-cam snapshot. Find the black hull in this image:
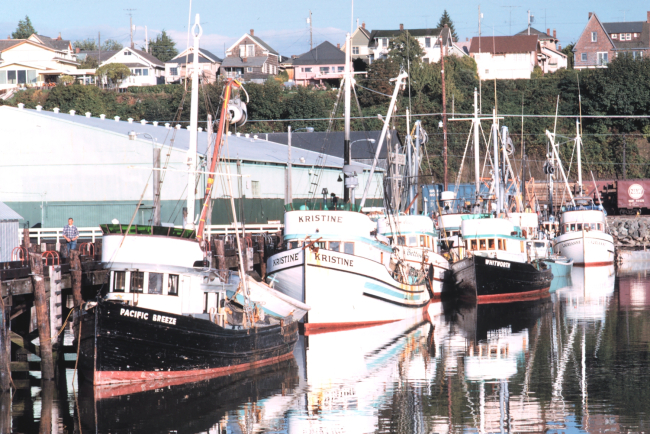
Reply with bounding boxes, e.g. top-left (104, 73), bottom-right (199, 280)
top-left (78, 300), bottom-right (299, 385)
top-left (450, 255), bottom-right (553, 302)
